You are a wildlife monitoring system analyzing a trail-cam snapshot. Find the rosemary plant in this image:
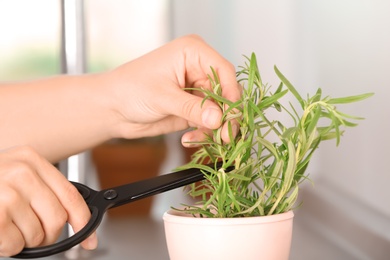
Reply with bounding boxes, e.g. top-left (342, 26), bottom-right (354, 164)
top-left (176, 53), bottom-right (373, 218)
